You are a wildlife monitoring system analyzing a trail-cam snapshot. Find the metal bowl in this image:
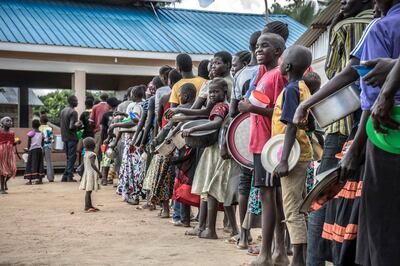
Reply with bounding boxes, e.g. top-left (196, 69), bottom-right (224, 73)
top-left (181, 119), bottom-right (219, 148)
top-left (310, 84), bottom-right (360, 128)
top-left (171, 114), bottom-right (209, 123)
